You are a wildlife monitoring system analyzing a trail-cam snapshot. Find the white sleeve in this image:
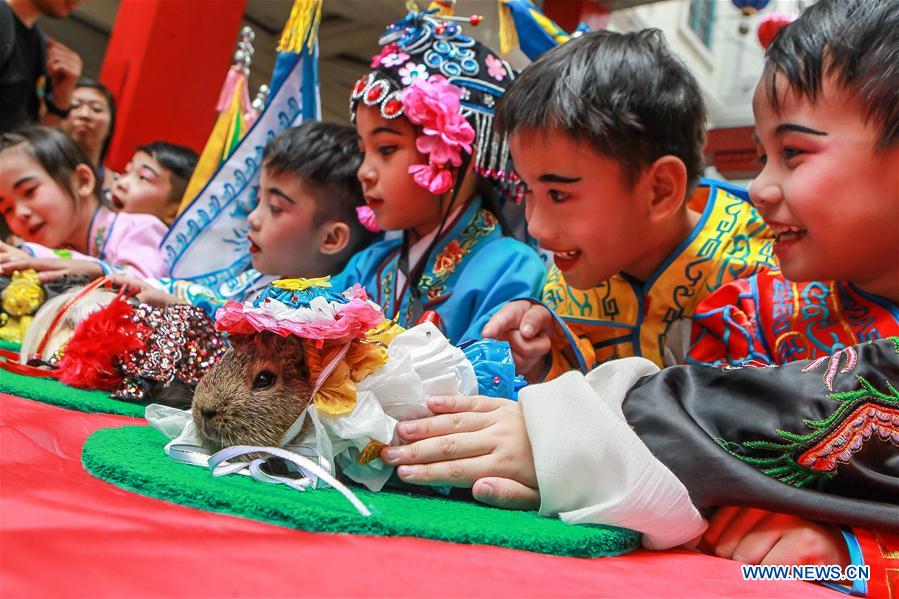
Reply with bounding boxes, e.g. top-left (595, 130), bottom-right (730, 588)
top-left (520, 358), bottom-right (707, 550)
